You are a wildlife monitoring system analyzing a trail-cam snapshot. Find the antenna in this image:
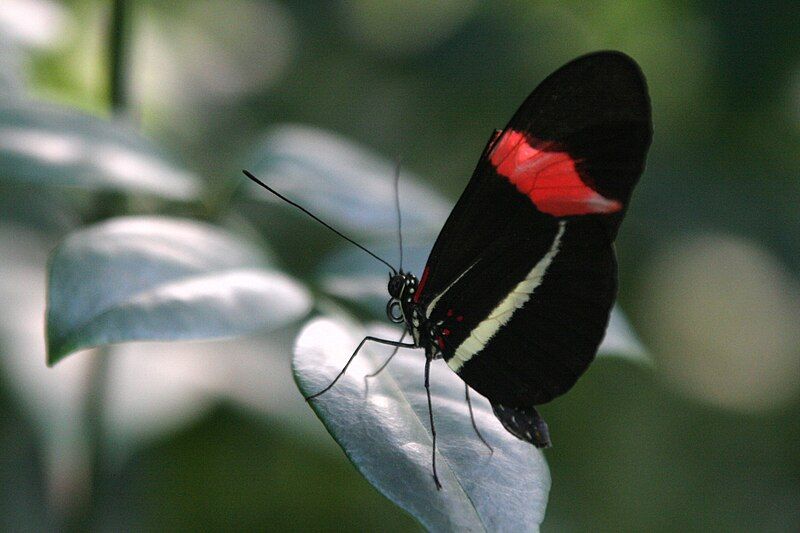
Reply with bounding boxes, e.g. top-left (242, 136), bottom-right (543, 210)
top-left (393, 157), bottom-right (403, 271)
top-left (242, 170), bottom-right (397, 275)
